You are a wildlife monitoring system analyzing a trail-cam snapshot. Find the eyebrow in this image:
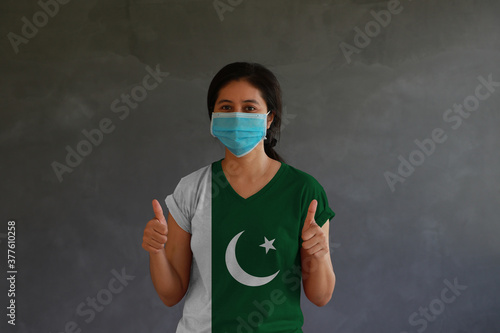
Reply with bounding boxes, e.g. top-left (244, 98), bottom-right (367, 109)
top-left (216, 99), bottom-right (261, 105)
